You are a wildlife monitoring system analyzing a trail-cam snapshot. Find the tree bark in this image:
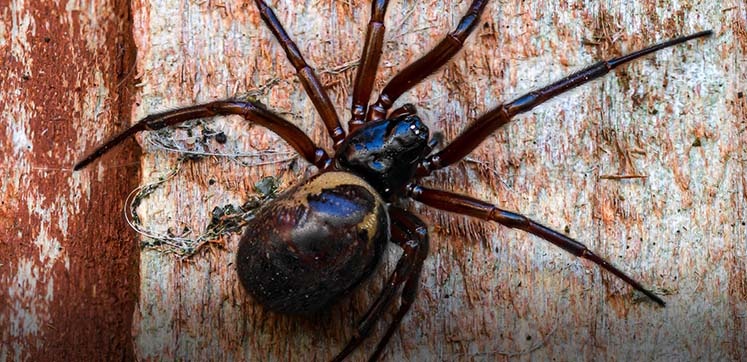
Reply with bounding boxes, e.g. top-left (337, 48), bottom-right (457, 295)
top-left (0, 0), bottom-right (138, 360)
